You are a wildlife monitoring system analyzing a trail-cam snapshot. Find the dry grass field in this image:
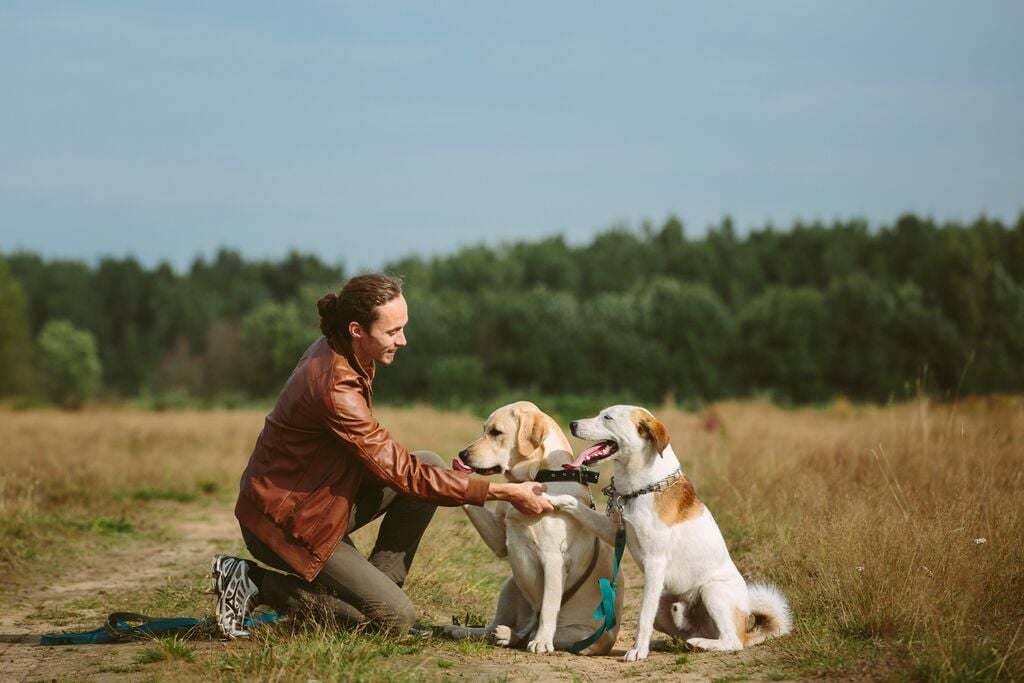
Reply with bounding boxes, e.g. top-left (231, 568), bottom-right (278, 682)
top-left (1, 398), bottom-right (1022, 681)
